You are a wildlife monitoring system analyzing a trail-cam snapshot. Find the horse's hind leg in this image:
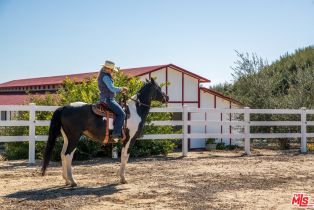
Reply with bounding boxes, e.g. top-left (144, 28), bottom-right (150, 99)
top-left (60, 128), bottom-right (70, 185)
top-left (64, 131), bottom-right (80, 187)
top-left (65, 147), bottom-right (77, 187)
